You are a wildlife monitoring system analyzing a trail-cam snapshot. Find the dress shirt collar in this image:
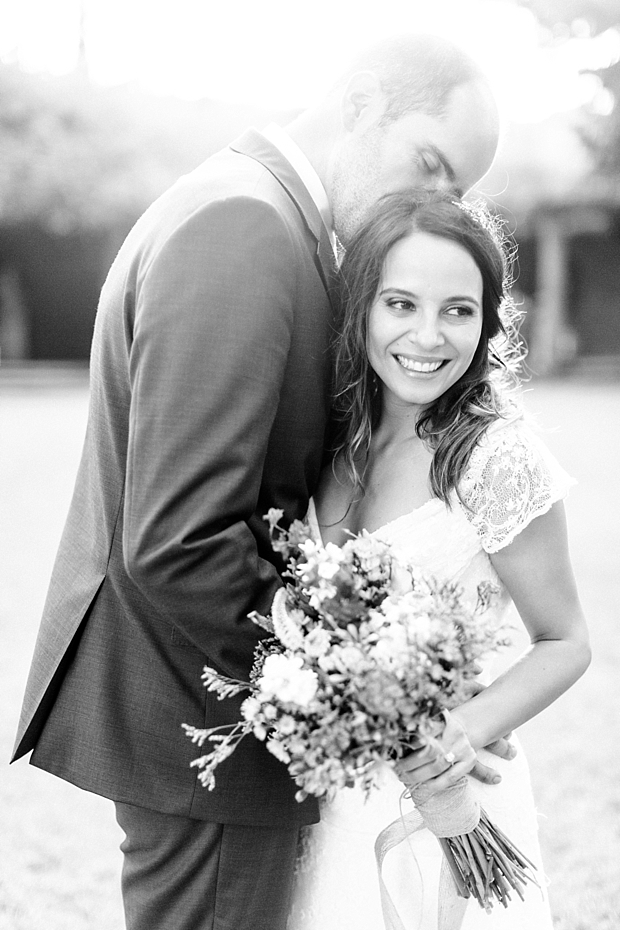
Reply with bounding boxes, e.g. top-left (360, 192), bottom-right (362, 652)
top-left (261, 123), bottom-right (337, 256)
